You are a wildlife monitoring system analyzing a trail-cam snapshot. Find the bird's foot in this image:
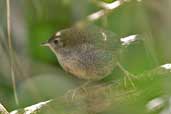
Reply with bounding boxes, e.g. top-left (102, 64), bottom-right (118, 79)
top-left (64, 82), bottom-right (90, 101)
top-left (123, 72), bottom-right (136, 89)
top-left (117, 62), bottom-right (137, 89)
